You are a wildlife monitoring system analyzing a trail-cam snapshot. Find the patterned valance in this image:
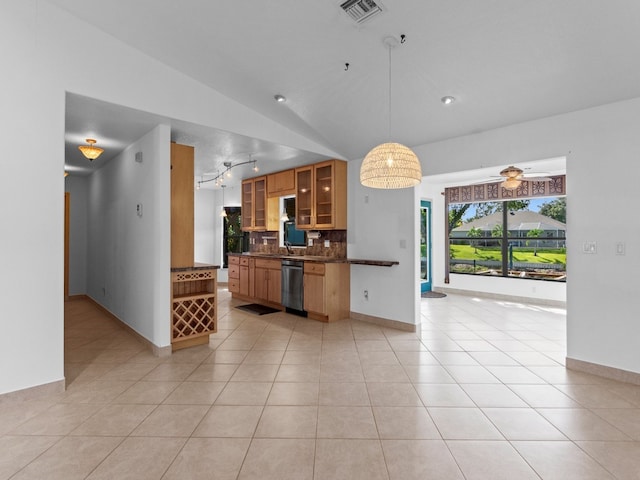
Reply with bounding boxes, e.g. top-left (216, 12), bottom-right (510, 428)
top-left (445, 175), bottom-right (565, 205)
